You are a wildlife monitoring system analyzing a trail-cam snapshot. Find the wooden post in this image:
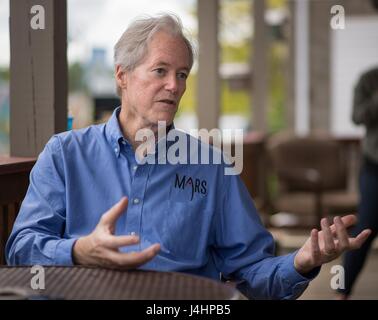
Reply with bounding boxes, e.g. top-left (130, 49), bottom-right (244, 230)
top-left (10, 0), bottom-right (67, 157)
top-left (309, 0), bottom-right (331, 132)
top-left (286, 0), bottom-right (296, 131)
top-left (294, 0), bottom-right (310, 135)
top-left (251, 0), bottom-right (268, 132)
top-left (197, 0), bottom-right (220, 130)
